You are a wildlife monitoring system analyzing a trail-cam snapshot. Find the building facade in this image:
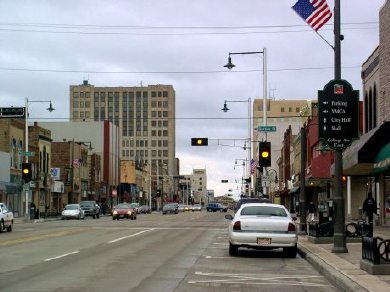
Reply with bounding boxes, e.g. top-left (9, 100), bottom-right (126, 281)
top-left (69, 81), bottom-right (177, 195)
top-left (252, 99), bottom-right (311, 196)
